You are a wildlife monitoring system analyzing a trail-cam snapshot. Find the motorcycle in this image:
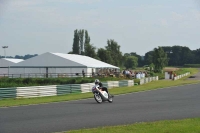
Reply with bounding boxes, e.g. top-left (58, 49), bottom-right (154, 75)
top-left (92, 84), bottom-right (113, 103)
